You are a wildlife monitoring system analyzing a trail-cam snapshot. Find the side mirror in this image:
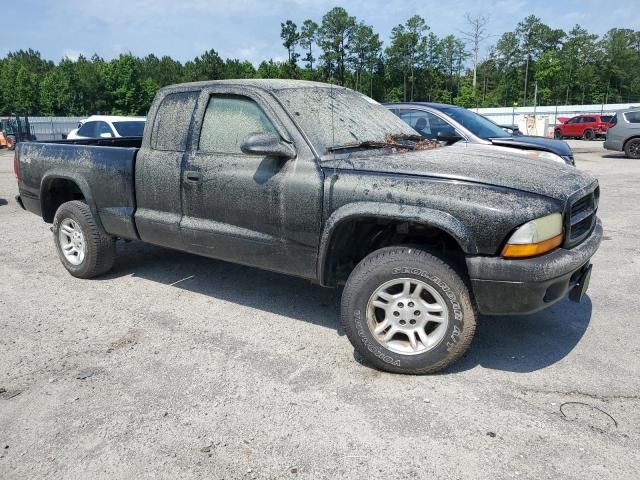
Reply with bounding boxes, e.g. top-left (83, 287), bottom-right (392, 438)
top-left (240, 132), bottom-right (296, 159)
top-left (100, 132), bottom-right (113, 138)
top-left (436, 128), bottom-right (462, 144)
